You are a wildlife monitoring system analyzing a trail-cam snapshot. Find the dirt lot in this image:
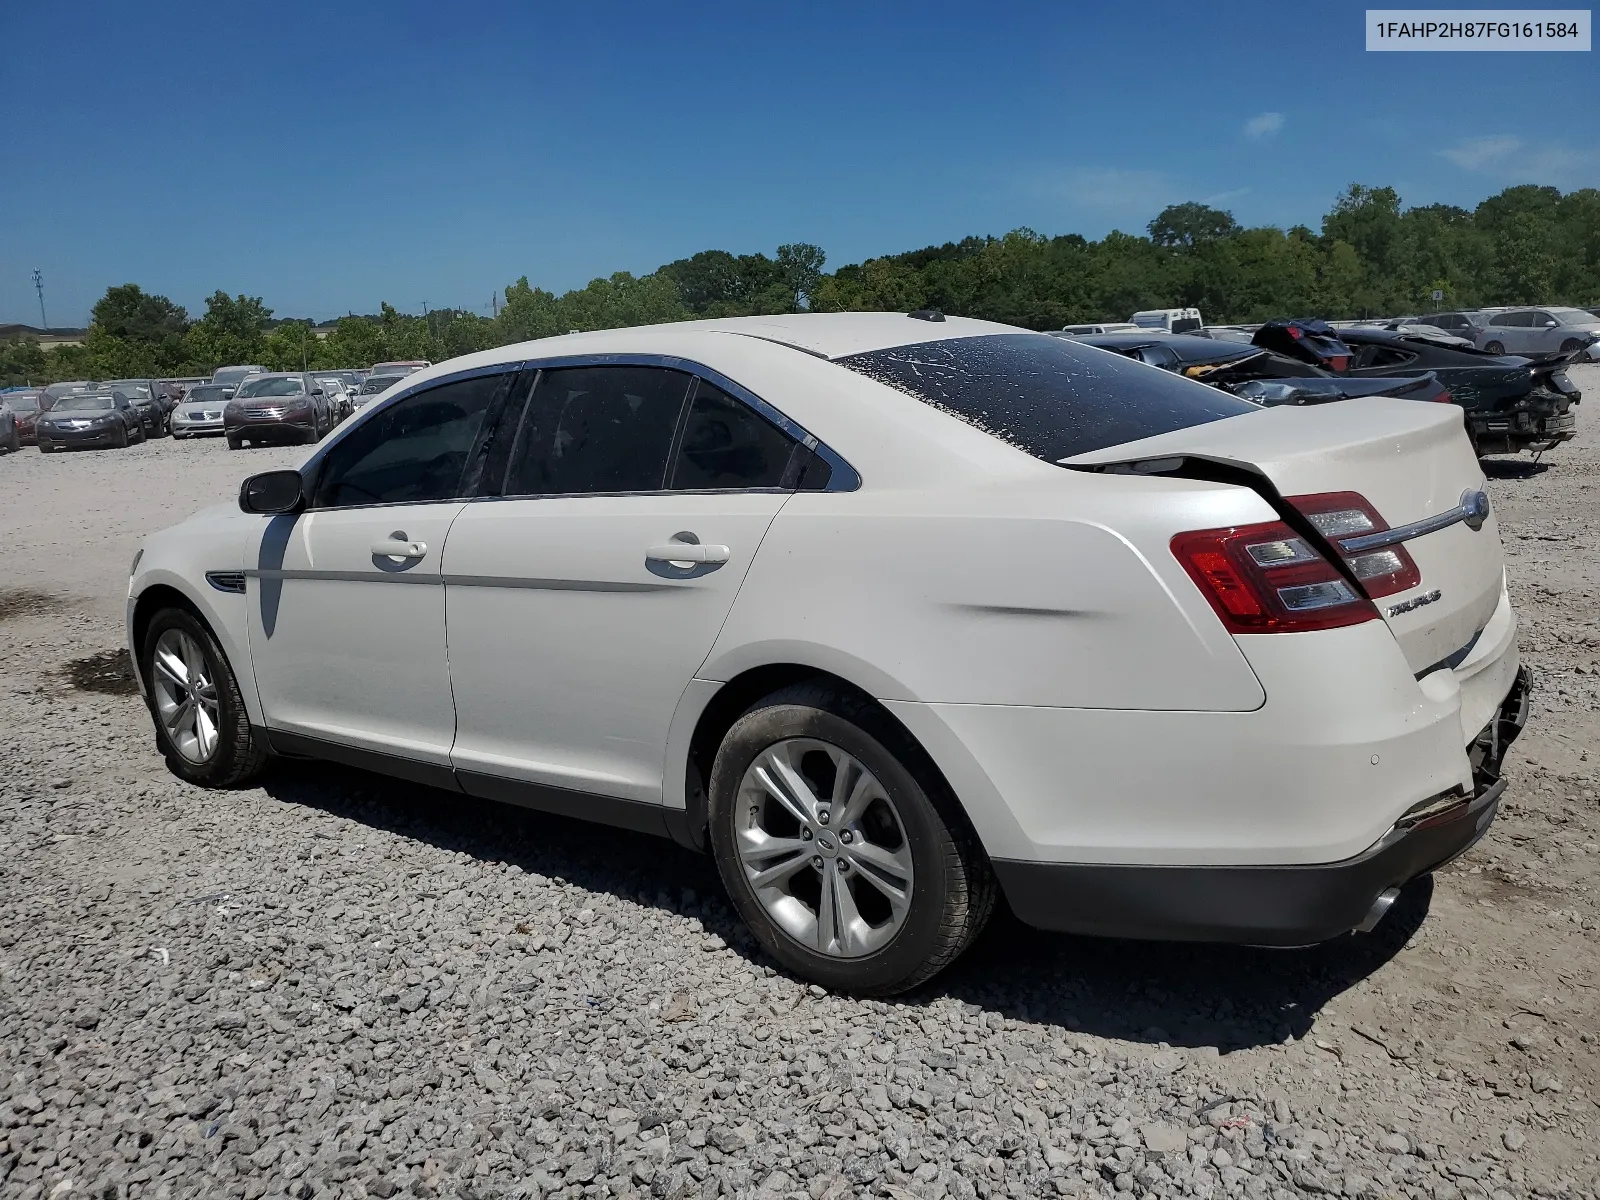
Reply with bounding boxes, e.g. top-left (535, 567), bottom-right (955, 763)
top-left (0, 382), bottom-right (1596, 1200)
